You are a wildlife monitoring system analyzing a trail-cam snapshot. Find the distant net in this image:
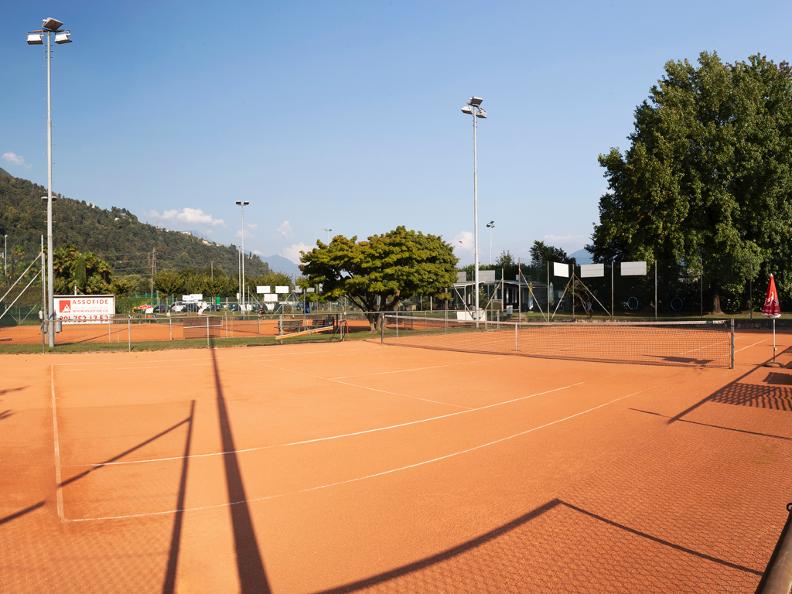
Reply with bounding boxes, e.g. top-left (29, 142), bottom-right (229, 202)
top-left (382, 315), bottom-right (733, 368)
